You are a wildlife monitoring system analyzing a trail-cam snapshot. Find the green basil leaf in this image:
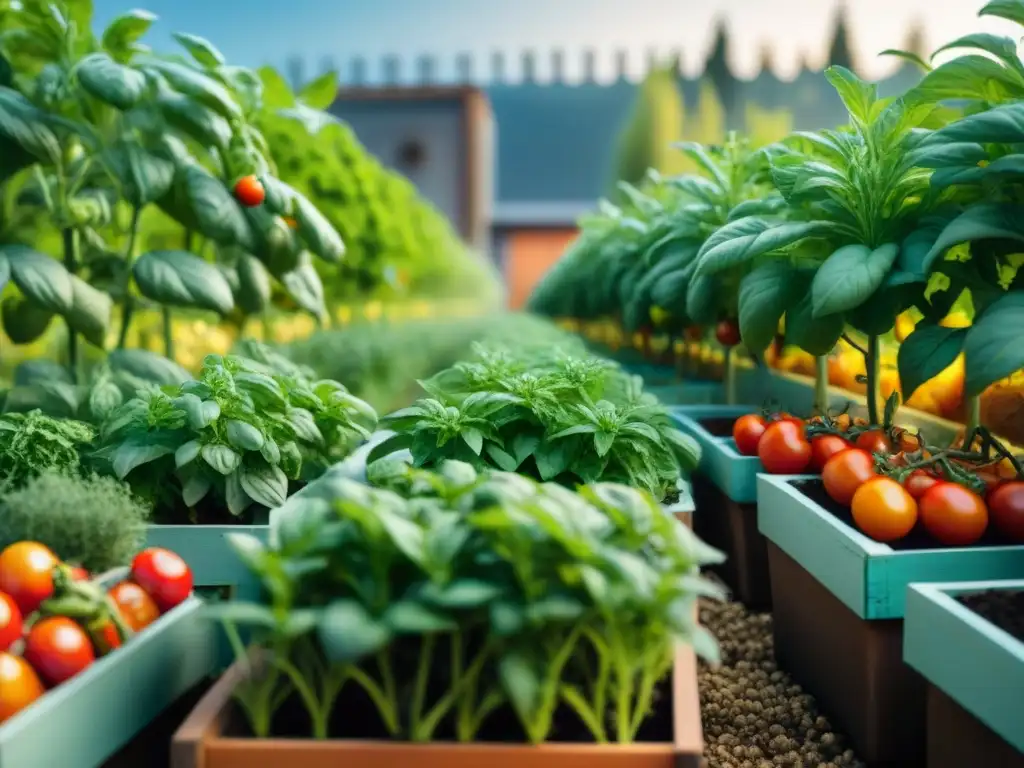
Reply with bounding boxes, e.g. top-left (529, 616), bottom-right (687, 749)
top-left (65, 275), bottom-right (112, 348)
top-left (235, 253), bottom-right (271, 314)
top-left (1, 294), bottom-right (53, 343)
top-left (738, 261), bottom-right (808, 353)
top-left (825, 66), bottom-right (877, 123)
top-left (460, 427), bottom-right (483, 454)
top-left (297, 71), bottom-right (338, 111)
top-left (226, 419), bottom-right (265, 452)
top-left (318, 599), bottom-right (392, 663)
top-left (133, 250), bottom-right (235, 314)
top-left (383, 601), bottom-right (457, 634)
top-left (240, 462), bottom-right (288, 509)
top-left (156, 86), bottom-right (232, 149)
top-left (144, 59), bottom-right (240, 118)
top-left (112, 436), bottom-right (175, 479)
top-left (685, 273), bottom-right (720, 324)
top-left (933, 33), bottom-right (1023, 74)
top-left (0, 87), bottom-right (61, 163)
top-left (925, 204), bottom-right (1024, 269)
top-left (76, 52), bottom-right (146, 110)
top-left (172, 32), bottom-right (226, 68)
top-left (963, 291), bottom-right (1024, 396)
top-left (3, 245), bottom-right (74, 313)
top-left (175, 438), bottom-right (202, 468)
top-left (88, 380), bottom-right (123, 420)
top-left (224, 469), bottom-right (251, 515)
top-left (104, 140), bottom-right (174, 207)
top-left (108, 348), bottom-right (192, 385)
top-left (291, 190), bottom-right (345, 263)
top-left (484, 442), bottom-right (518, 471)
top-left (696, 220), bottom-right (835, 278)
top-left (100, 10), bottom-right (156, 61)
top-left (785, 294), bottom-right (845, 356)
top-left (907, 55), bottom-right (1021, 105)
top-left (181, 472), bottom-right (212, 507)
top-left (288, 407), bottom-right (323, 444)
top-left (897, 323), bottom-right (967, 399)
top-left (811, 243), bottom-right (899, 318)
top-left (281, 256), bottom-right (326, 319)
top-left (202, 443), bottom-right (241, 475)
